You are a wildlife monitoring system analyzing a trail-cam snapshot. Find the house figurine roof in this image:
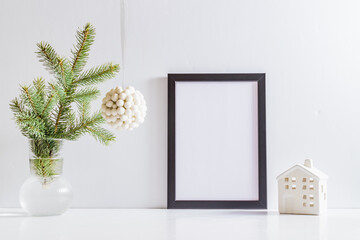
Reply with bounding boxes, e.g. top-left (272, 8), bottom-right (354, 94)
top-left (276, 159), bottom-right (328, 181)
